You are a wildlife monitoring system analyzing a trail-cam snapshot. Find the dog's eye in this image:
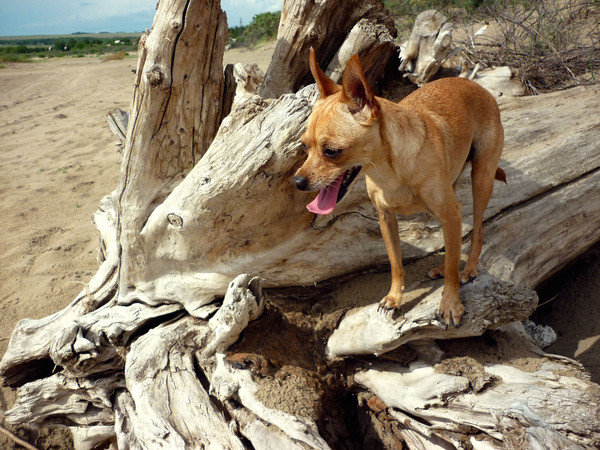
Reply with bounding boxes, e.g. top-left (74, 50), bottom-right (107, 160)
top-left (324, 148), bottom-right (342, 158)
